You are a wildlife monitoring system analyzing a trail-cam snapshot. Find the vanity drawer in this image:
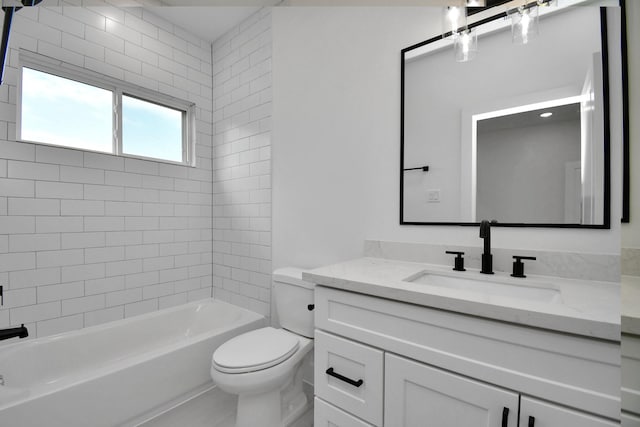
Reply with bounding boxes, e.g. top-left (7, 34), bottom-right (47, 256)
top-left (315, 397), bottom-right (375, 427)
top-left (314, 330), bottom-right (383, 426)
top-left (315, 286), bottom-right (620, 420)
